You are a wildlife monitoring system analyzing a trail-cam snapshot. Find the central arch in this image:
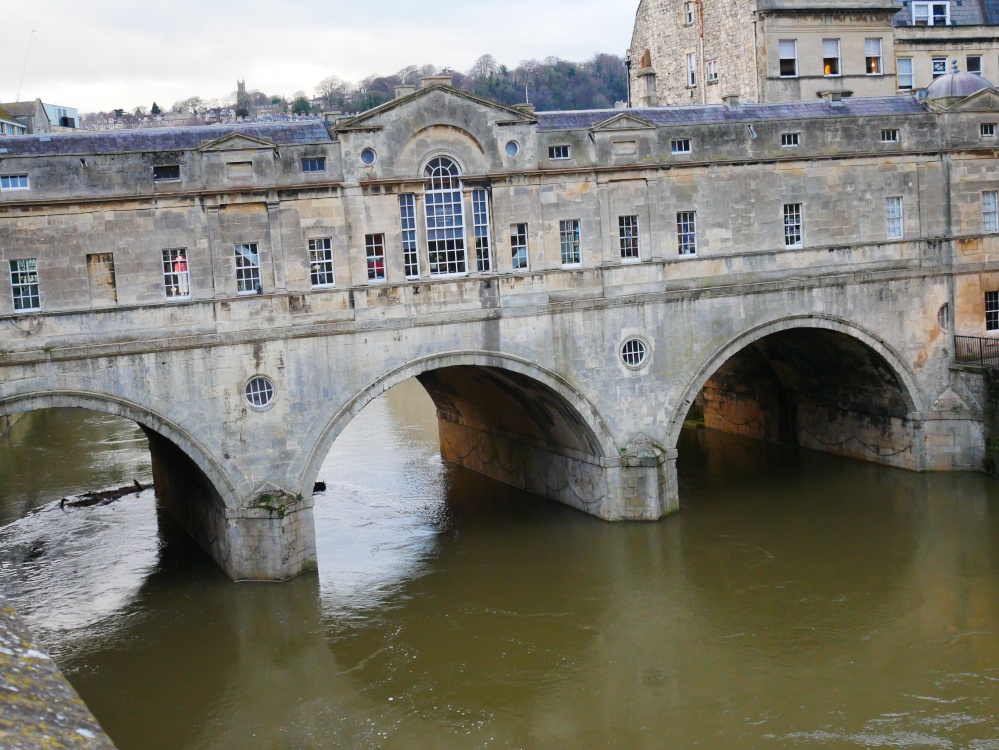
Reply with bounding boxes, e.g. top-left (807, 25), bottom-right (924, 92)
top-left (301, 351), bottom-right (623, 518)
top-left (664, 315), bottom-right (928, 470)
